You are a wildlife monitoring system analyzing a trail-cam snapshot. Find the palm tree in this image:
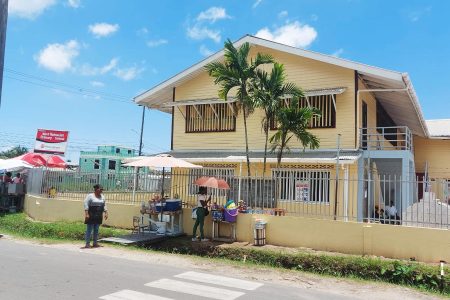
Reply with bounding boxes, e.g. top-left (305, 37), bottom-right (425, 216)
top-left (270, 98), bottom-right (321, 169)
top-left (205, 39), bottom-right (274, 177)
top-left (250, 62), bottom-right (302, 177)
